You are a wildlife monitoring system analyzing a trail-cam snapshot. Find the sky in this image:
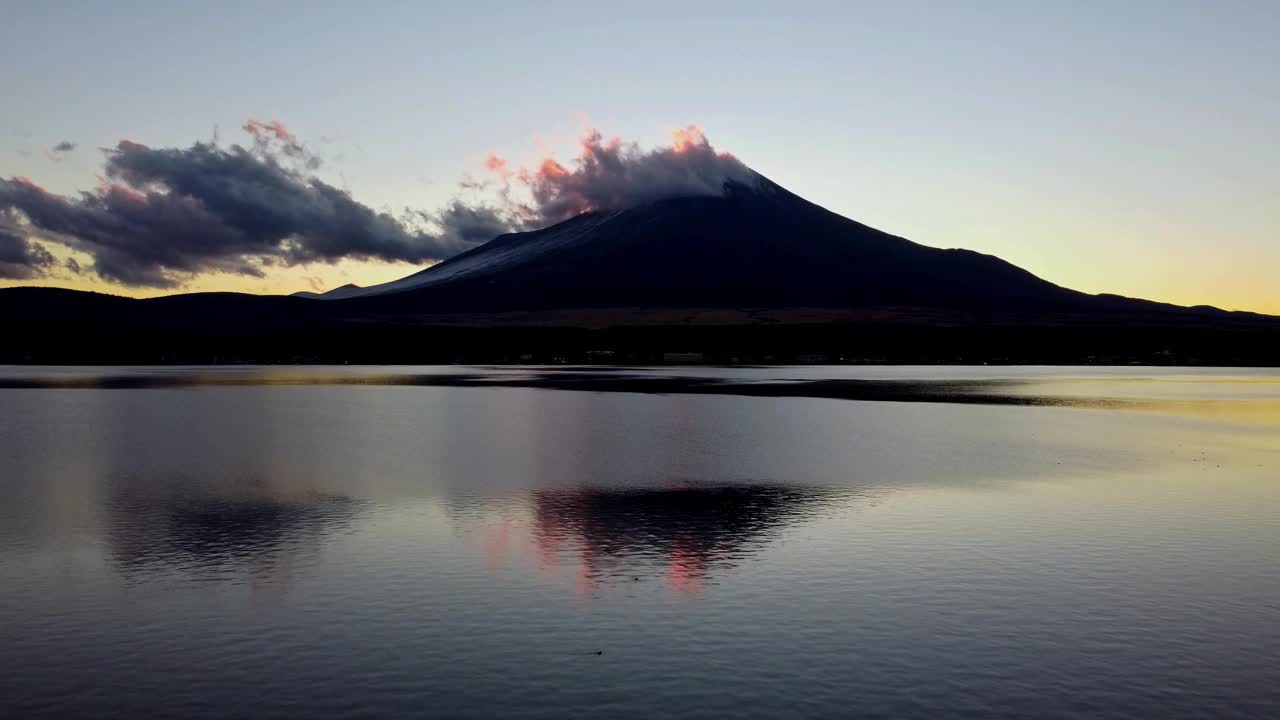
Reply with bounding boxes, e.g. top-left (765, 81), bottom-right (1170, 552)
top-left (1, 0), bottom-right (1277, 312)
